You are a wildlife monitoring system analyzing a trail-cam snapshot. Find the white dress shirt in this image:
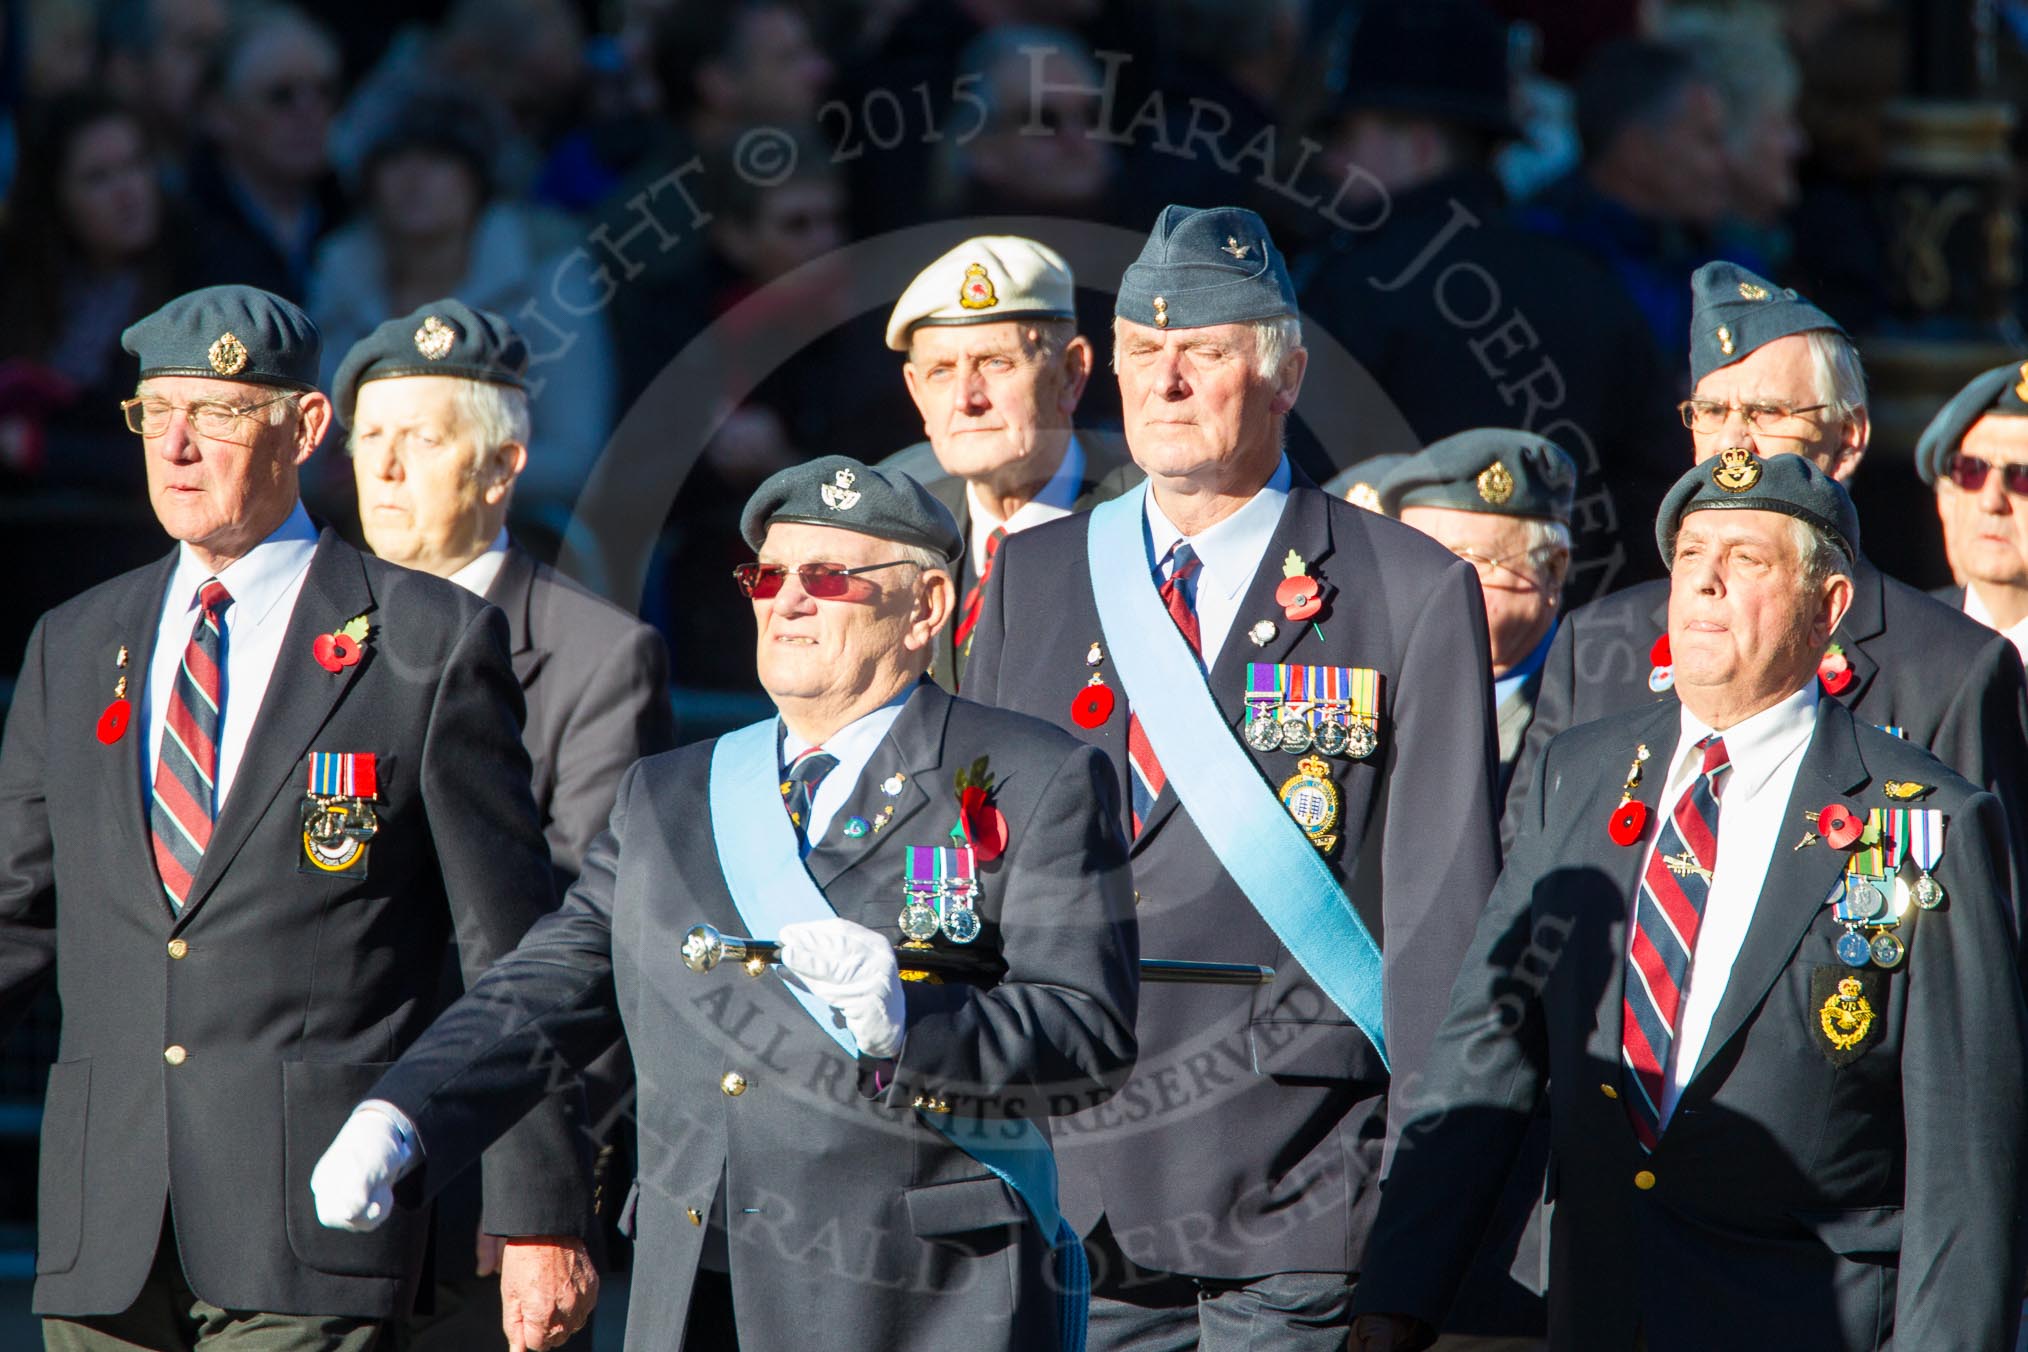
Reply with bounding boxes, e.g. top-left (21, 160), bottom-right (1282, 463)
top-left (966, 436), bottom-right (1085, 577)
top-left (1640, 681), bottom-right (1819, 1124)
top-left (781, 685), bottom-right (915, 851)
top-left (1143, 455), bottom-right (1293, 668)
top-left (1963, 582), bottom-right (2028, 666)
top-left (444, 527), bottom-right (512, 598)
top-left (142, 502), bottom-right (320, 815)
